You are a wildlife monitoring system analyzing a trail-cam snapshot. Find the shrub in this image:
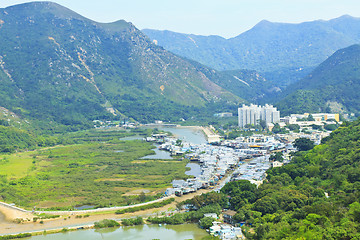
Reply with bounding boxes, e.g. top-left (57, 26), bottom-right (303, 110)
top-left (94, 219), bottom-right (120, 228)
